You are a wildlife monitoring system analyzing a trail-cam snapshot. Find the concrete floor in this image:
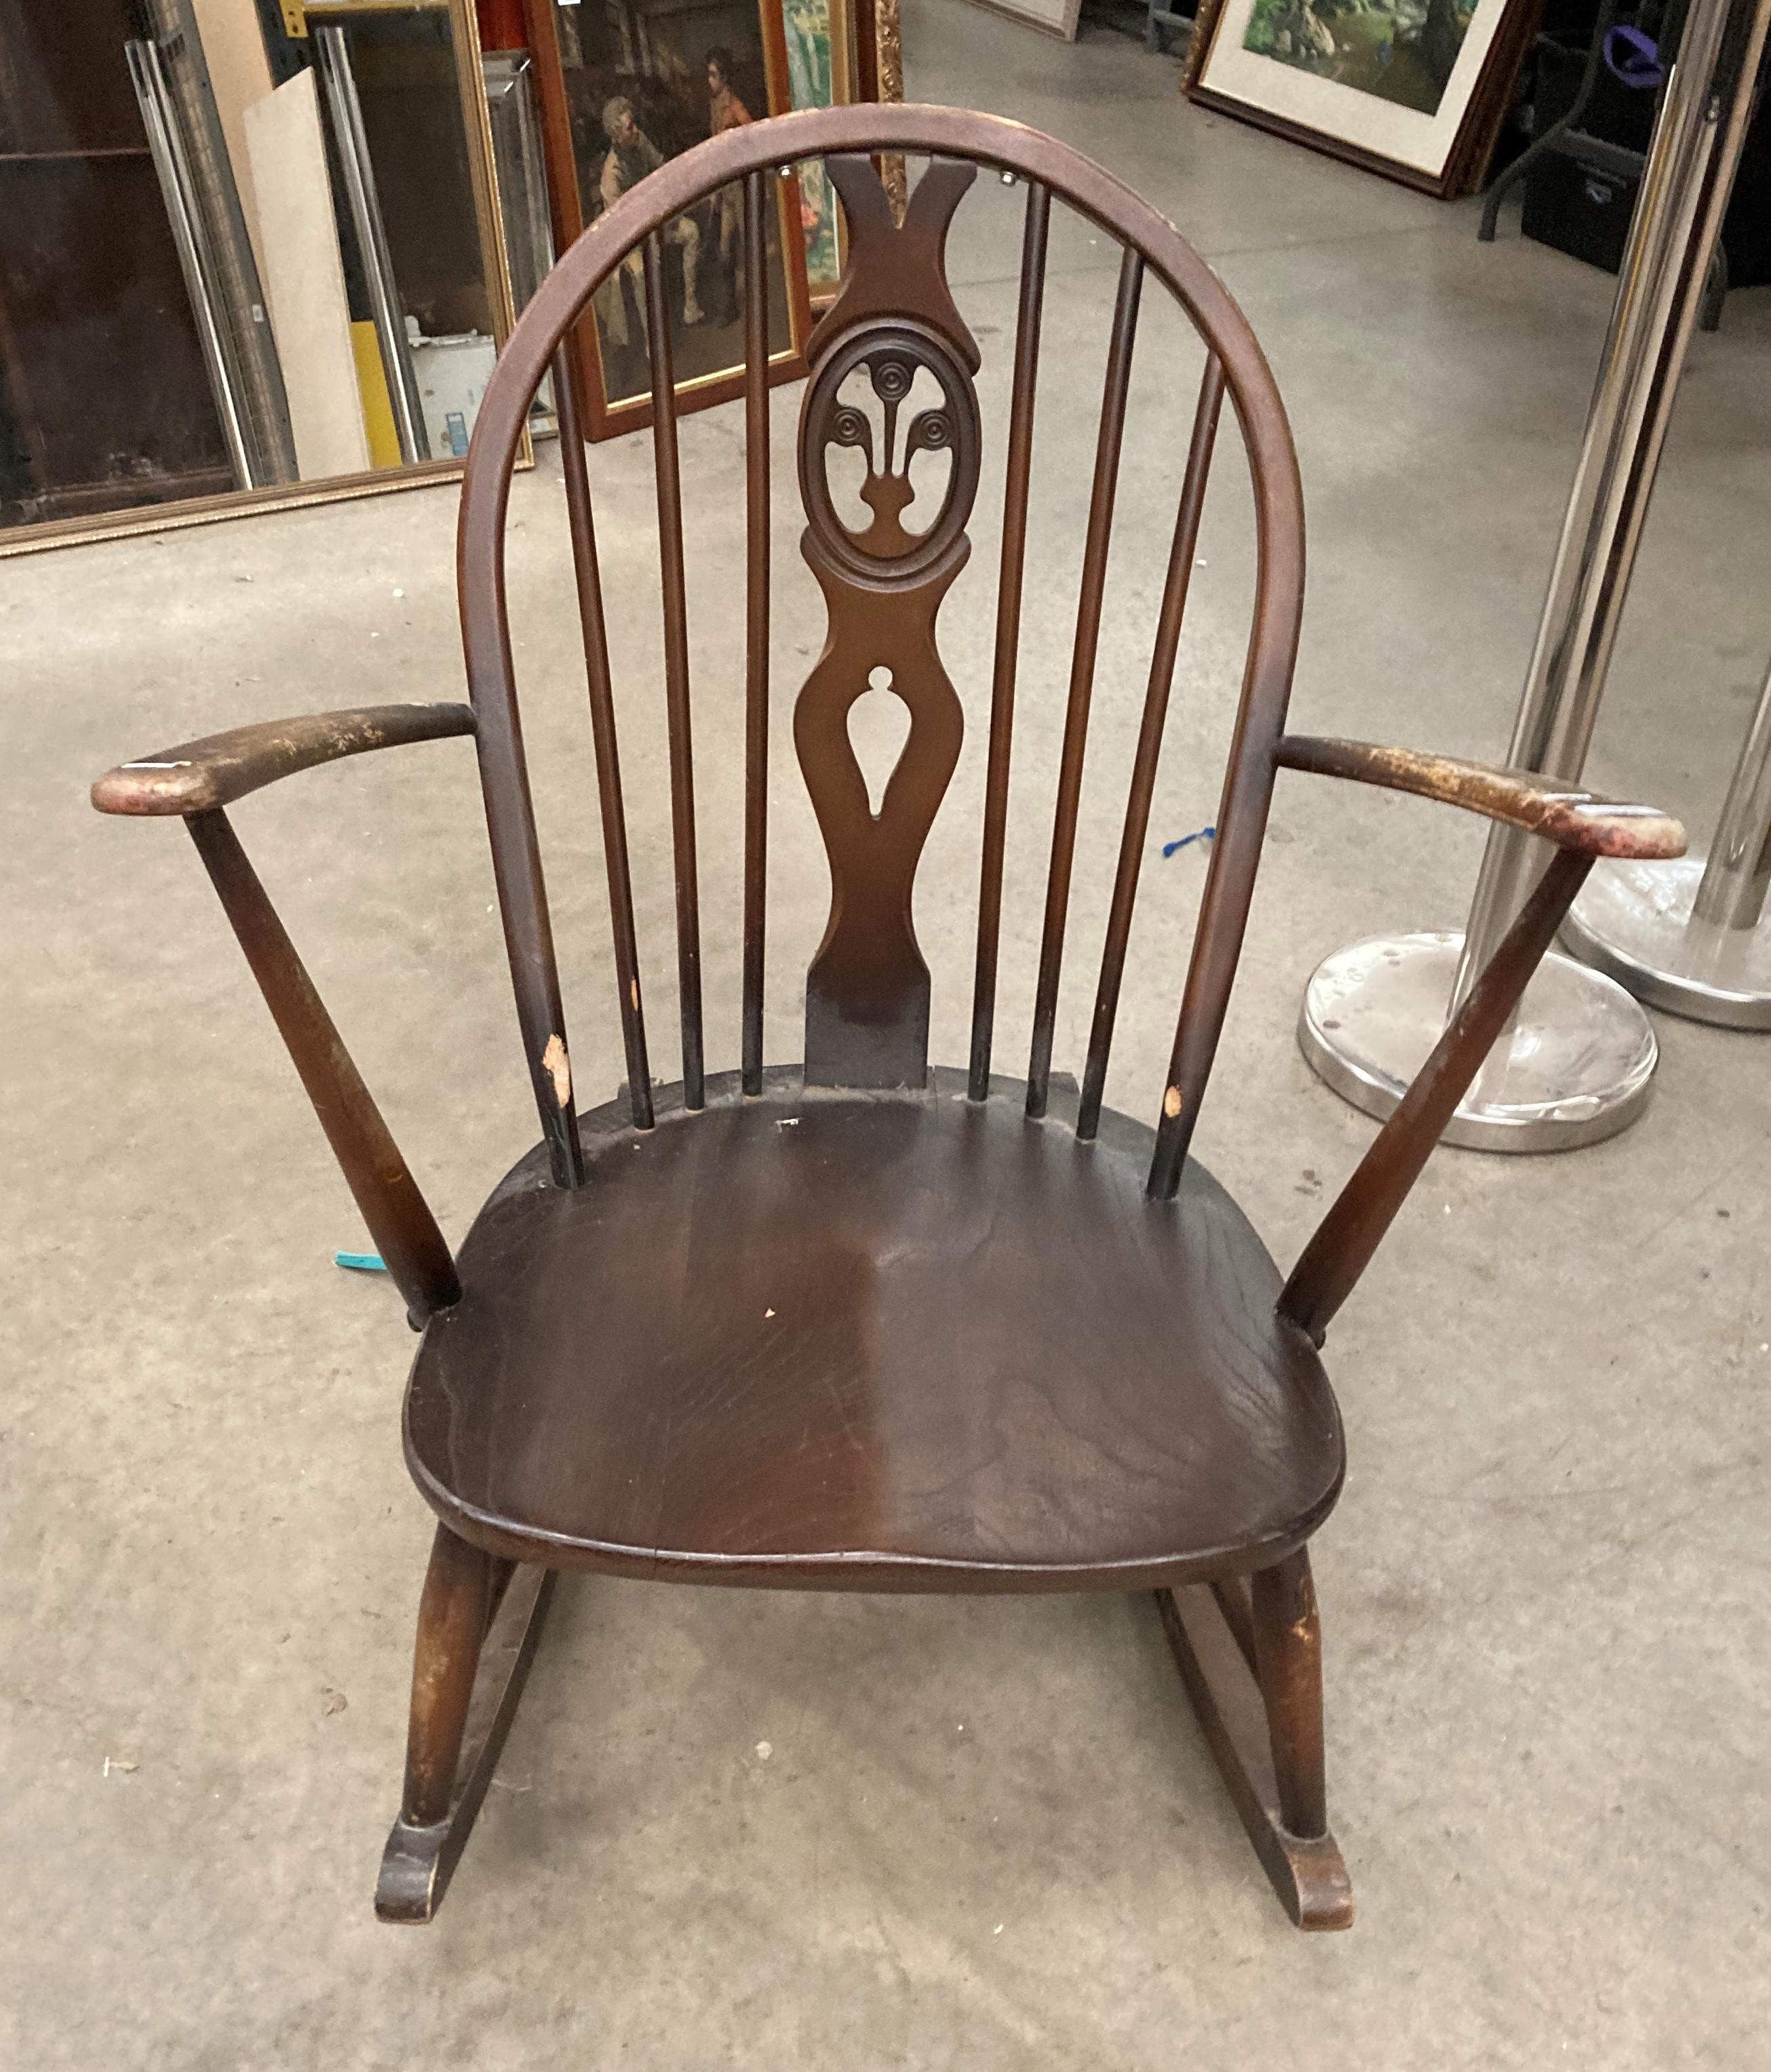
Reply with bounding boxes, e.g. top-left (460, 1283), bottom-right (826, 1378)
top-left (7, 4), bottom-right (1770, 2065)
